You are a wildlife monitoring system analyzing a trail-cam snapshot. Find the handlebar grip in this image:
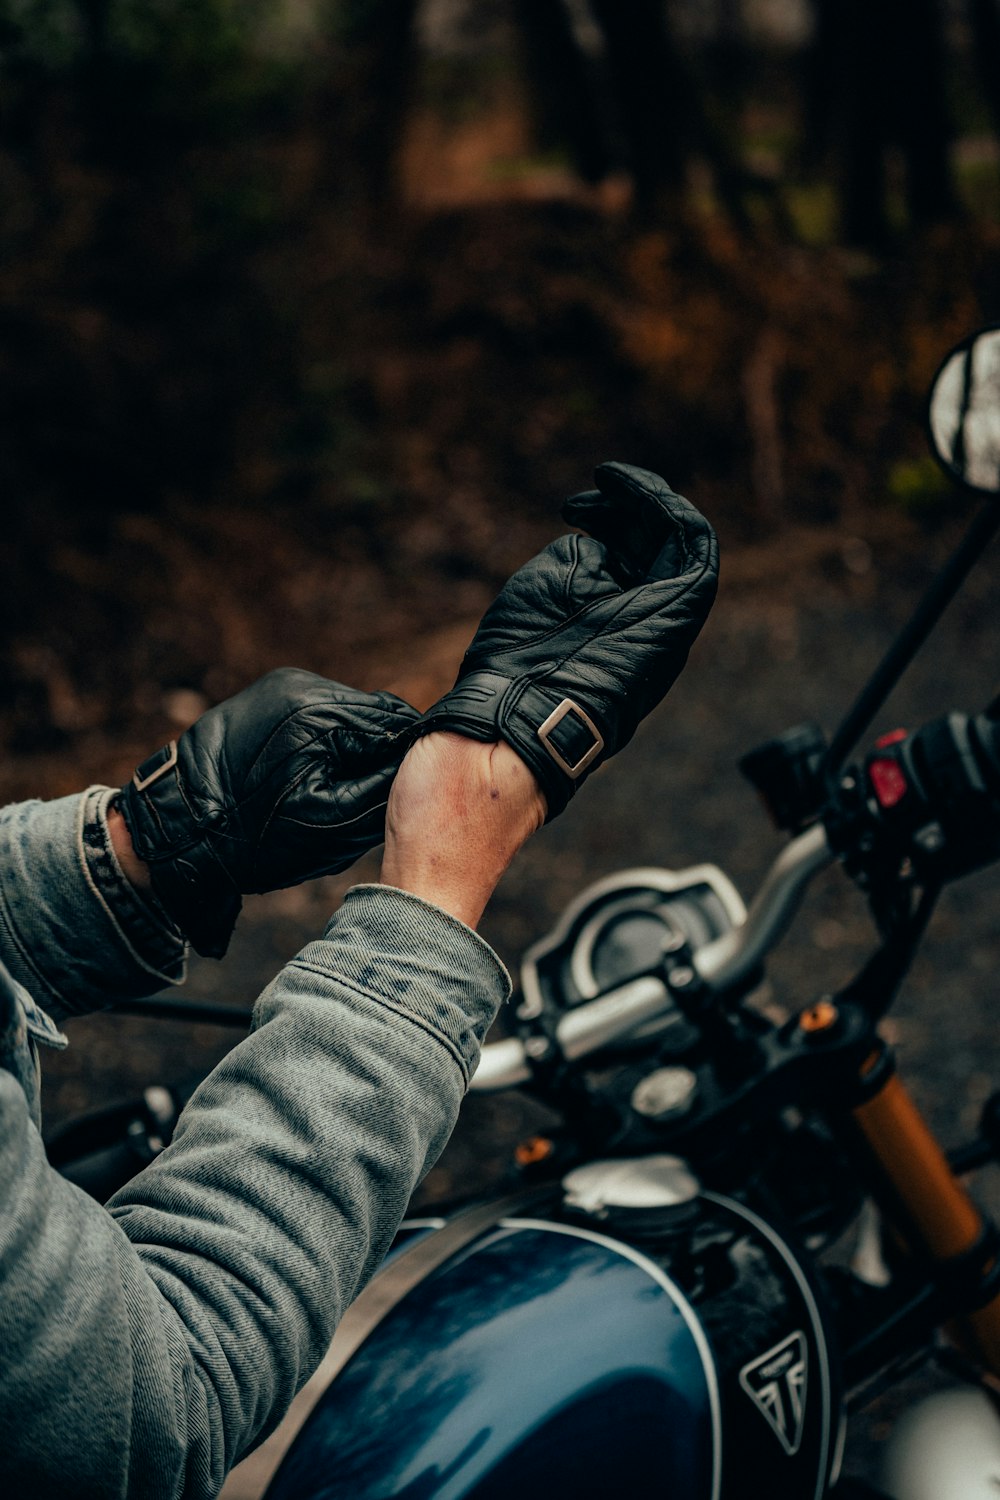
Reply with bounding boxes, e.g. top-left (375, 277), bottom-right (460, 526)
top-left (899, 713), bottom-right (1000, 831)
